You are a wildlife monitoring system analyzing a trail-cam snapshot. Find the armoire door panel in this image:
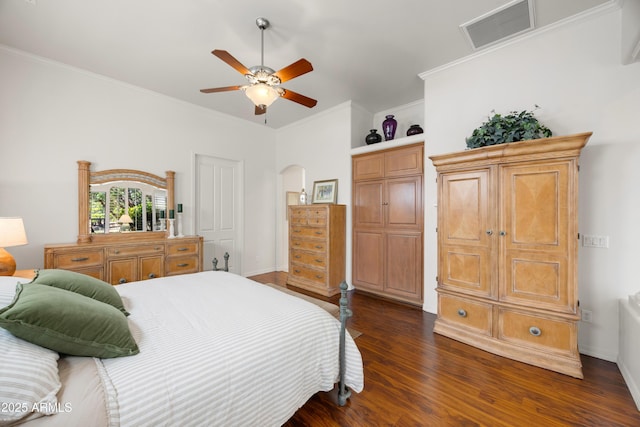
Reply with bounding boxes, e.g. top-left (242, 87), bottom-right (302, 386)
top-left (353, 230), bottom-right (385, 290)
top-left (386, 177), bottom-right (423, 228)
top-left (354, 181), bottom-right (384, 227)
top-left (440, 169), bottom-right (492, 246)
top-left (440, 246), bottom-right (493, 298)
top-left (385, 232), bottom-right (422, 300)
top-left (501, 162), bottom-right (570, 253)
top-left (384, 144), bottom-right (423, 177)
top-left (353, 154), bottom-right (384, 180)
